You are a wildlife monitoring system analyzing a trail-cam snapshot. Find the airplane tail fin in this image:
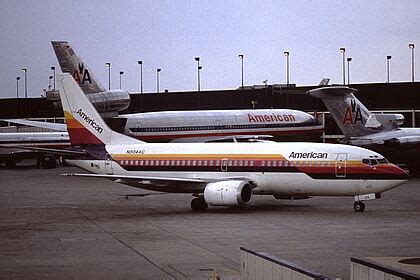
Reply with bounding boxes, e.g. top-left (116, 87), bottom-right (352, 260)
top-left (308, 86), bottom-right (382, 137)
top-left (57, 73), bottom-right (141, 146)
top-left (318, 78), bottom-right (330, 86)
top-left (51, 41), bottom-right (106, 94)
